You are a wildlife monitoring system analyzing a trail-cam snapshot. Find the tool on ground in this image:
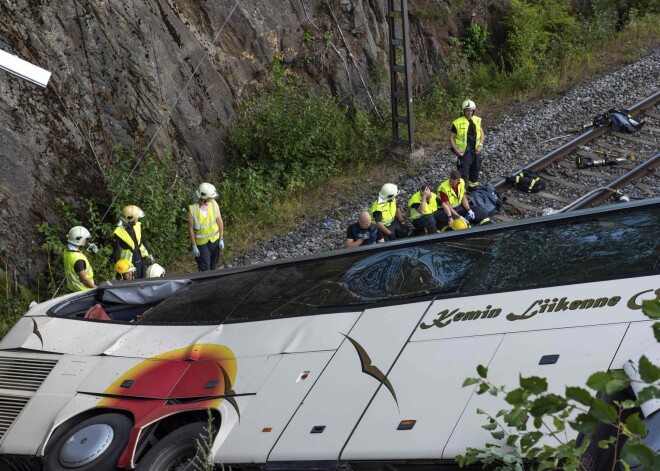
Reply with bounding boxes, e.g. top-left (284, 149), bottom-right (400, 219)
top-left (576, 146), bottom-right (635, 168)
